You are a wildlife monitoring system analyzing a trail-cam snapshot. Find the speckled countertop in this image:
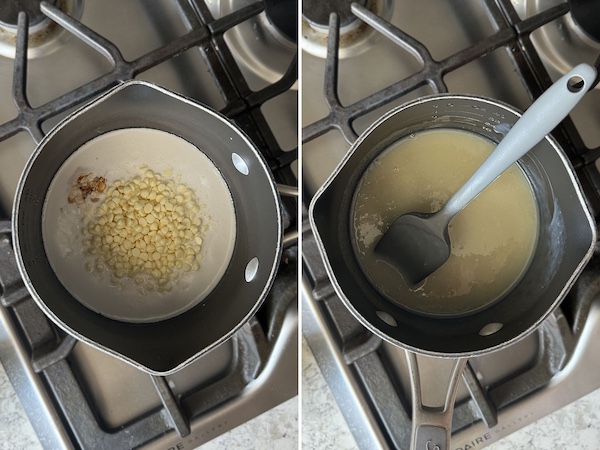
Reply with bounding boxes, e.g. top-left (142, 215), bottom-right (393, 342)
top-left (0, 360), bottom-right (298, 450)
top-left (302, 338), bottom-right (600, 450)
